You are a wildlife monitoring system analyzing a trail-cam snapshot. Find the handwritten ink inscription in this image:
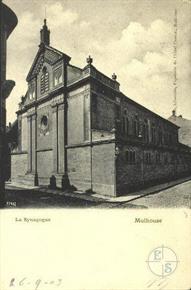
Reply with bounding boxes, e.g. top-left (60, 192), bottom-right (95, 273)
top-left (9, 277), bottom-right (63, 290)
